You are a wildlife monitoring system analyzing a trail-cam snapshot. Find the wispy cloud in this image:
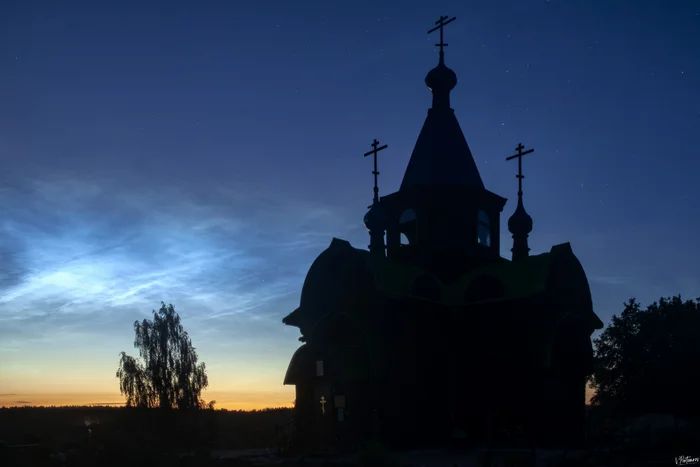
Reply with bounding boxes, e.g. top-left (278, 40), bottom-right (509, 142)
top-left (0, 173), bottom-right (354, 347)
top-left (590, 276), bottom-right (629, 286)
